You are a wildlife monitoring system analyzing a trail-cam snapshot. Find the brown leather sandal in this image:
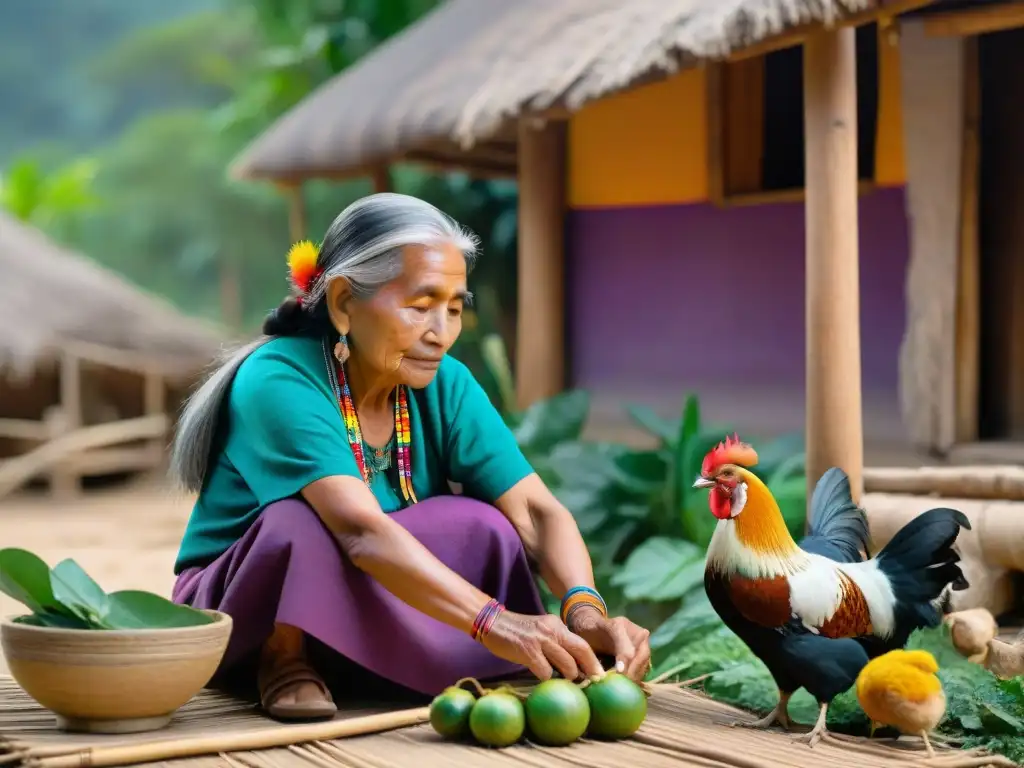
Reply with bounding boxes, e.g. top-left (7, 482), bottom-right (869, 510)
top-left (258, 659), bottom-right (337, 721)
